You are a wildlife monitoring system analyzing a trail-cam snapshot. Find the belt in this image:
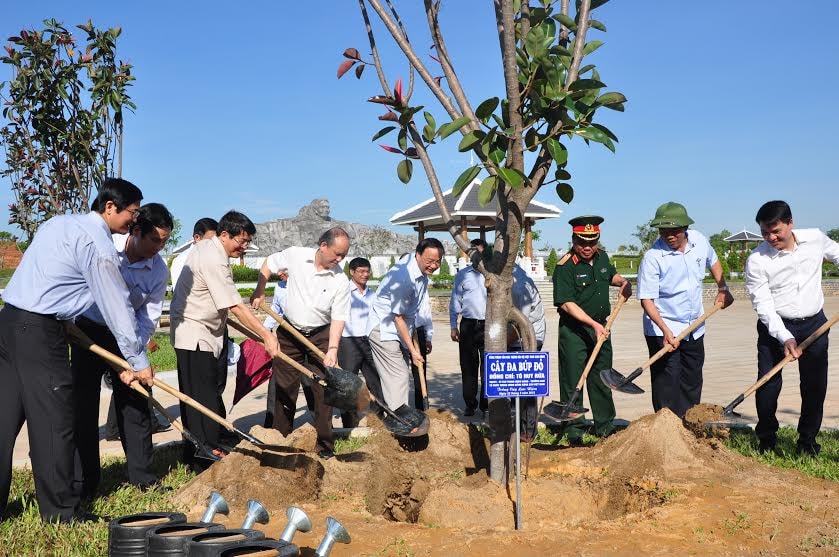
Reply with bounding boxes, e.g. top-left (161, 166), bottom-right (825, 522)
top-left (461, 317), bottom-right (485, 322)
top-left (3, 304), bottom-right (58, 321)
top-left (782, 313), bottom-right (820, 324)
top-left (291, 323), bottom-right (329, 337)
top-left (77, 316), bottom-right (109, 330)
